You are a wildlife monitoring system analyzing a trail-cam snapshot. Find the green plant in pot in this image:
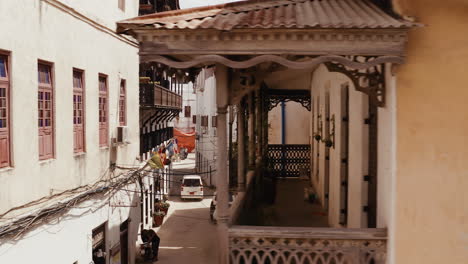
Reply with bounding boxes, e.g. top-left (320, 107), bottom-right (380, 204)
top-left (158, 201), bottom-right (170, 214)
